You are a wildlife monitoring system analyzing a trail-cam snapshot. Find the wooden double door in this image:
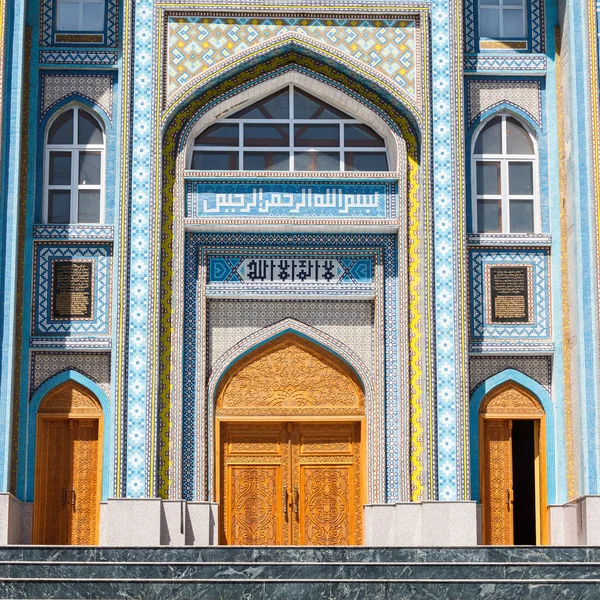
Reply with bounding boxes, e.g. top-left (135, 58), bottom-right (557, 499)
top-left (33, 417), bottom-right (101, 545)
top-left (219, 420), bottom-right (363, 546)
